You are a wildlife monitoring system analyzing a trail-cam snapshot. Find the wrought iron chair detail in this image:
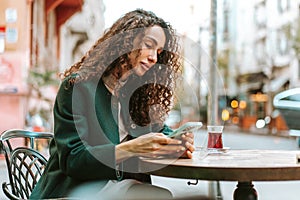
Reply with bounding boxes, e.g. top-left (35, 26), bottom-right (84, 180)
top-left (0, 129), bottom-right (53, 200)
